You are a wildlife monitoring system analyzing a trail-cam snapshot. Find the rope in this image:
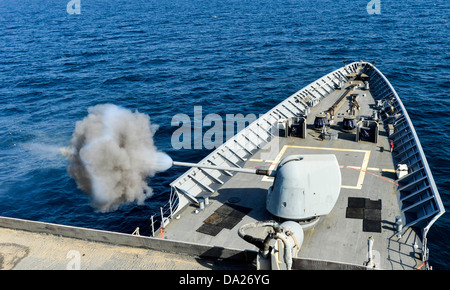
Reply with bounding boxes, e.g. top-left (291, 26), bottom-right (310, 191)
top-left (415, 261), bottom-right (426, 270)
